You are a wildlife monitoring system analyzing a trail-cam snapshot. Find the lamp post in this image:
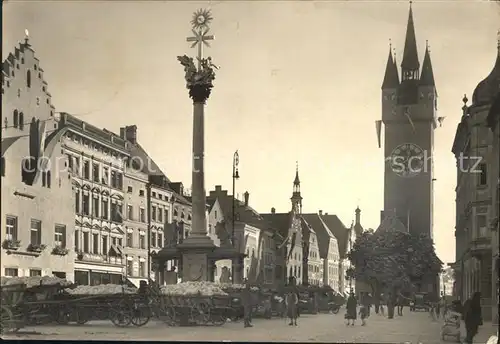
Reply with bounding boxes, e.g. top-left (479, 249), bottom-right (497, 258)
top-left (231, 150), bottom-right (240, 283)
